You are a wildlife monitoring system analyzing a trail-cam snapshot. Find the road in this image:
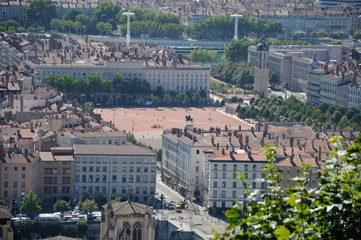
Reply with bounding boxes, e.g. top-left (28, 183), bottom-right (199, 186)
top-left (156, 176), bottom-right (184, 203)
